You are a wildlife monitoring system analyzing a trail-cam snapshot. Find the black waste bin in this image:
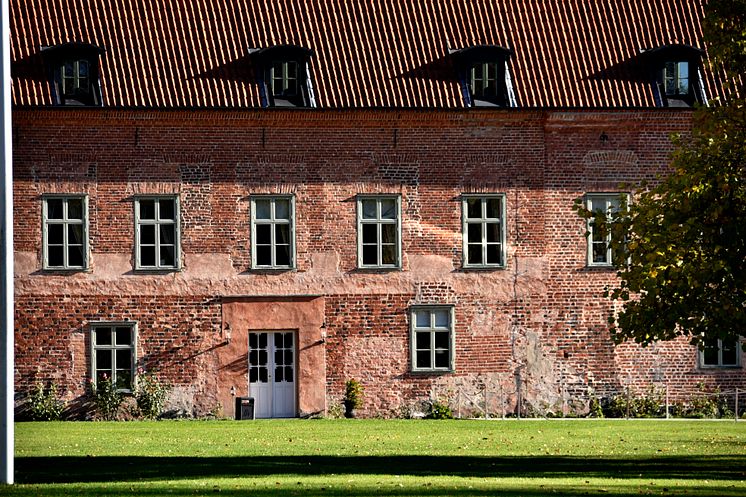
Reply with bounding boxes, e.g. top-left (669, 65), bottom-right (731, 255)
top-left (235, 397), bottom-right (255, 420)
